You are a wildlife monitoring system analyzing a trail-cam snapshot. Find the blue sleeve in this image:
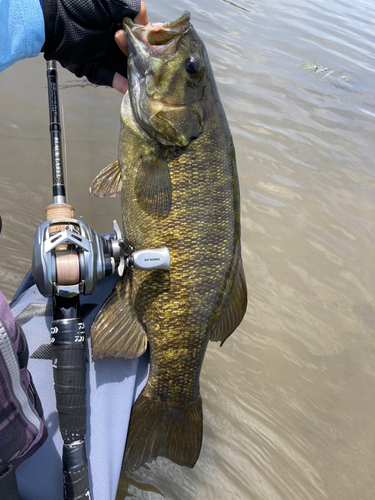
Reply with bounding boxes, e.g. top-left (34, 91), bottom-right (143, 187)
top-left (0, 0), bottom-right (45, 72)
